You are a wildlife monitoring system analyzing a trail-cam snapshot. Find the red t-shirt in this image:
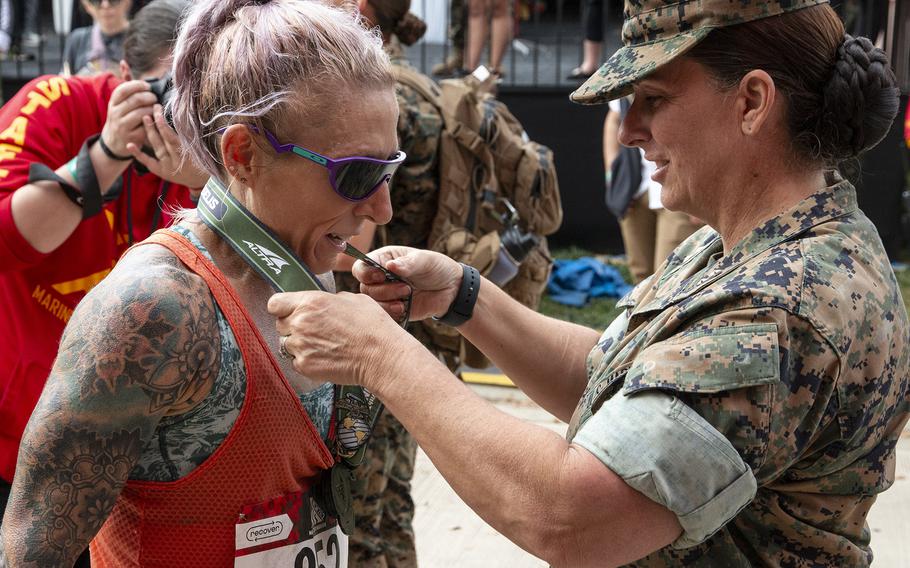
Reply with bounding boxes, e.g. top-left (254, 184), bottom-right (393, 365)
top-left (0, 73), bottom-right (196, 482)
